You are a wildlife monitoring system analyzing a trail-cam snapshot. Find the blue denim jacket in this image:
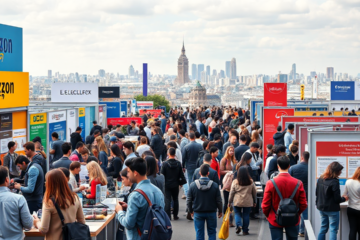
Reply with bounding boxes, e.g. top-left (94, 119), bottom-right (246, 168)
top-left (116, 179), bottom-right (165, 240)
top-left (0, 187), bottom-right (33, 239)
top-left (284, 132), bottom-right (293, 154)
